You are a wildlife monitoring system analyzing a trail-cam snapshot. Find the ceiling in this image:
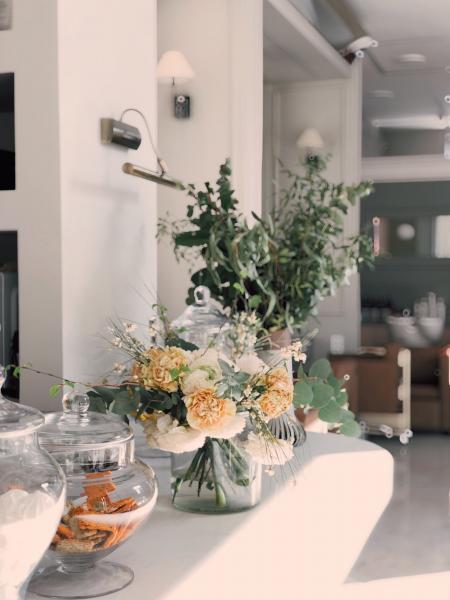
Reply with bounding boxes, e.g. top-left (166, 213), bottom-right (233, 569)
top-left (264, 0), bottom-right (450, 154)
top-left (263, 0), bottom-right (351, 83)
top-left (346, 0), bottom-right (450, 151)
